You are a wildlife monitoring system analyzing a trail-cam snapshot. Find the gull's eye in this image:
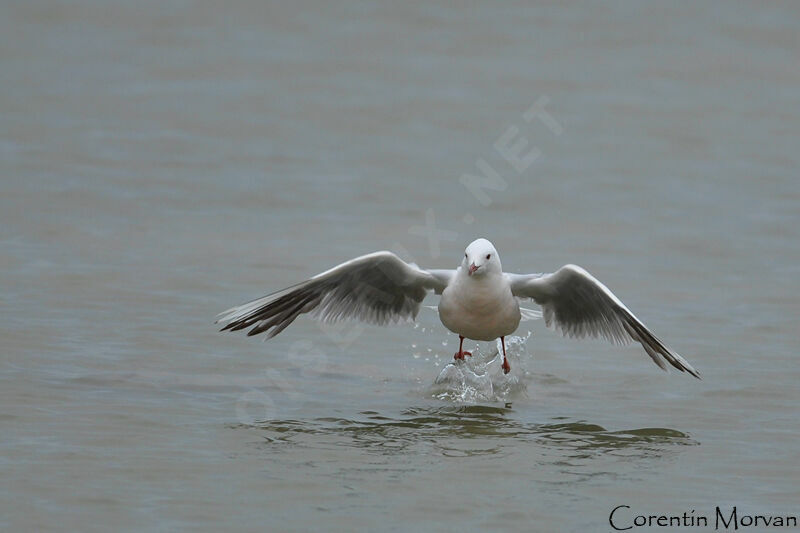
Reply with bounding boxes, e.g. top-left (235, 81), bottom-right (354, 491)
top-left (465, 253), bottom-right (468, 258)
top-left (486, 254), bottom-right (491, 260)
